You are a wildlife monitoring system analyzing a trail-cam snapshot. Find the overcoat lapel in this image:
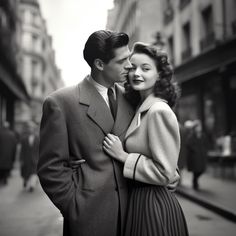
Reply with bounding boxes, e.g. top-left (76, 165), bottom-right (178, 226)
top-left (125, 94), bottom-right (167, 139)
top-left (78, 77), bottom-right (114, 134)
top-left (112, 85), bottom-right (134, 136)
